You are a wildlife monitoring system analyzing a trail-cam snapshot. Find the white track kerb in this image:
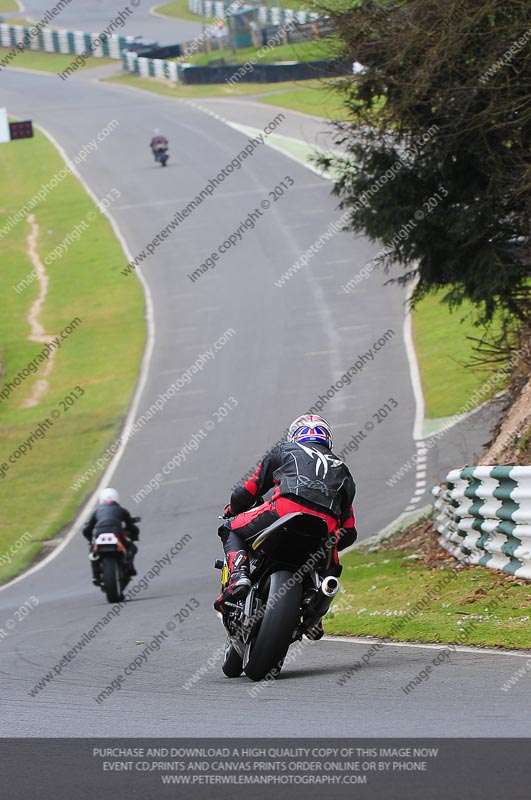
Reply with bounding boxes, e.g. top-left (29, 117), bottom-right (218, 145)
top-left (325, 635), bottom-right (531, 659)
top-left (400, 280), bottom-right (429, 515)
top-left (0, 124), bottom-right (156, 594)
